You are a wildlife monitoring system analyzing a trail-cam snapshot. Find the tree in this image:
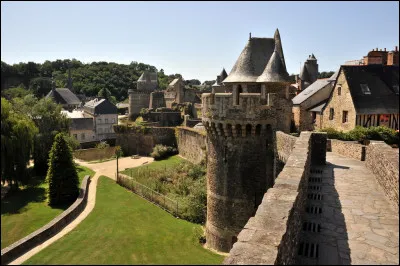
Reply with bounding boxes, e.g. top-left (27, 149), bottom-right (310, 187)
top-left (47, 132), bottom-right (79, 206)
top-left (31, 98), bottom-right (70, 175)
top-left (1, 97), bottom-right (38, 189)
